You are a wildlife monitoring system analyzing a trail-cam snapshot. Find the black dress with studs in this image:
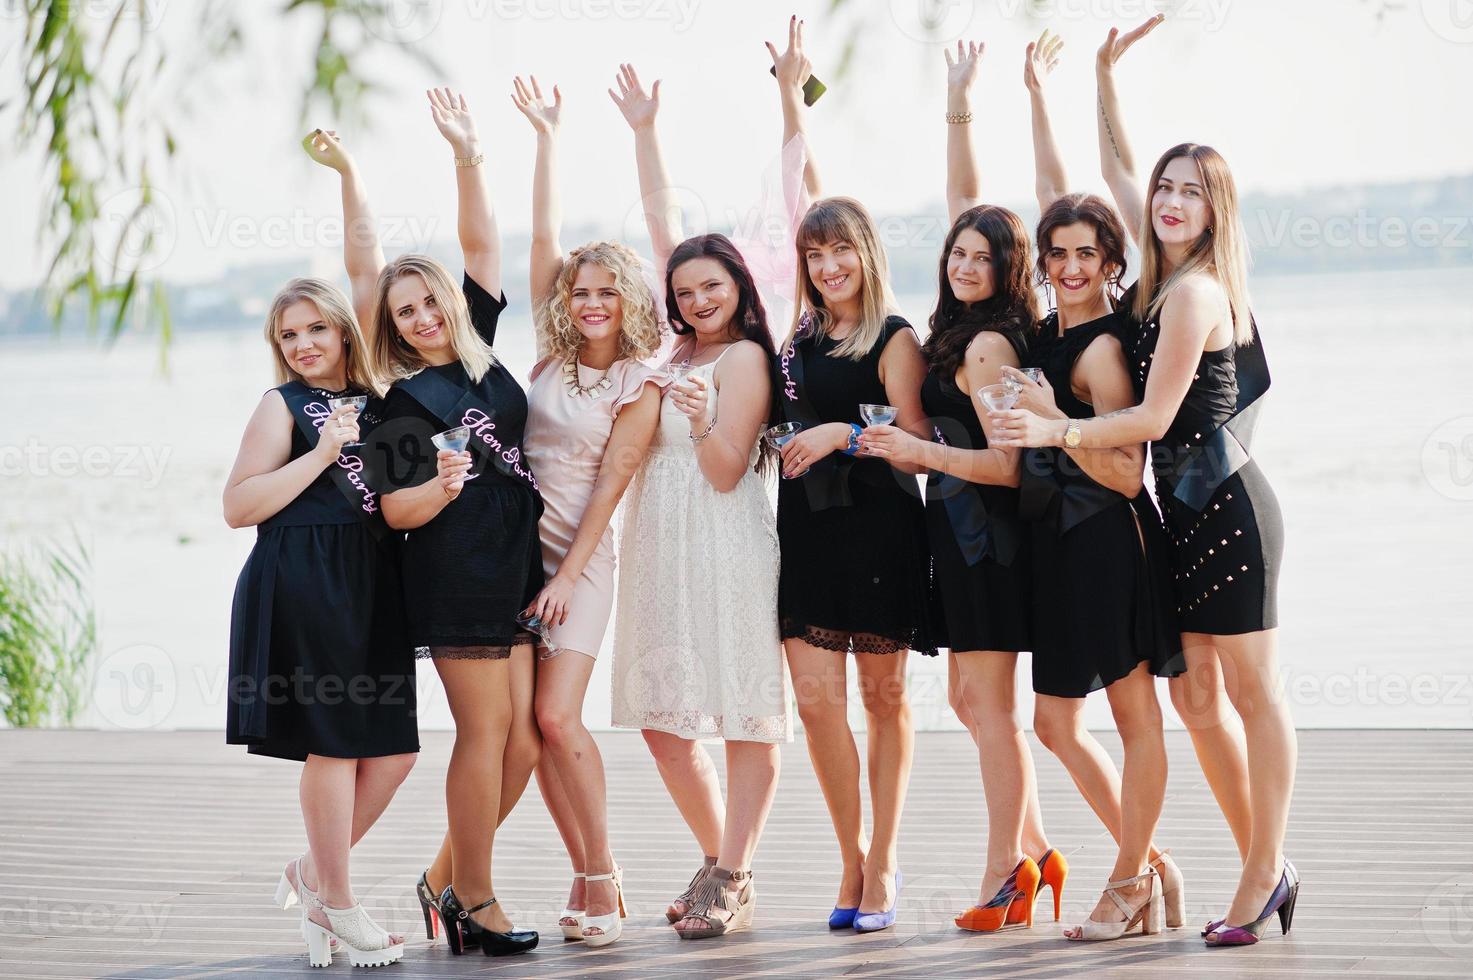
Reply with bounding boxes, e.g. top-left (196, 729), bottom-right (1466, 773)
top-left (1021, 312), bottom-right (1182, 697)
top-left (1124, 286), bottom-right (1283, 635)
